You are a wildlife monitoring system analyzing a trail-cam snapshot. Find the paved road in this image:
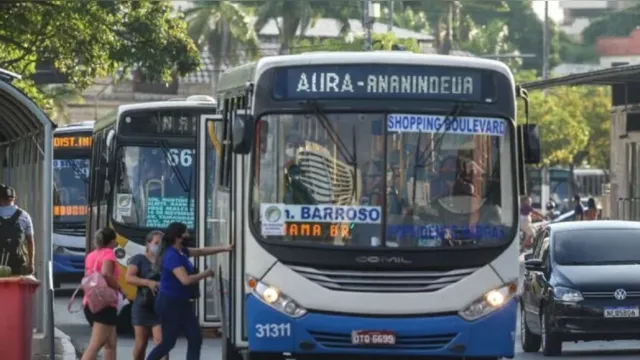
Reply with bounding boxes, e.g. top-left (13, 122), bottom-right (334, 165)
top-left (55, 284), bottom-right (640, 359)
